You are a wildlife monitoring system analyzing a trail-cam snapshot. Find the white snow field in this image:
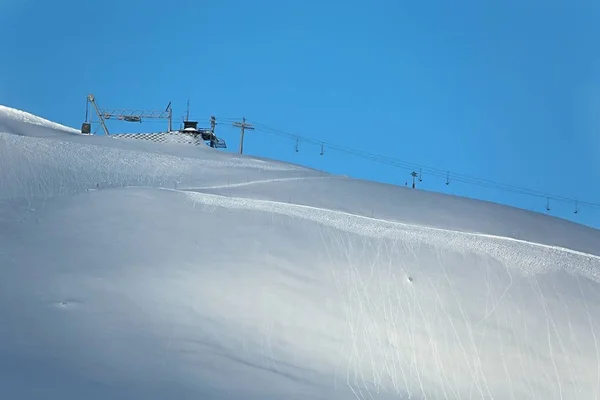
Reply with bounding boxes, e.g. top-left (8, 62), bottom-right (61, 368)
top-left (1, 104), bottom-right (600, 400)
